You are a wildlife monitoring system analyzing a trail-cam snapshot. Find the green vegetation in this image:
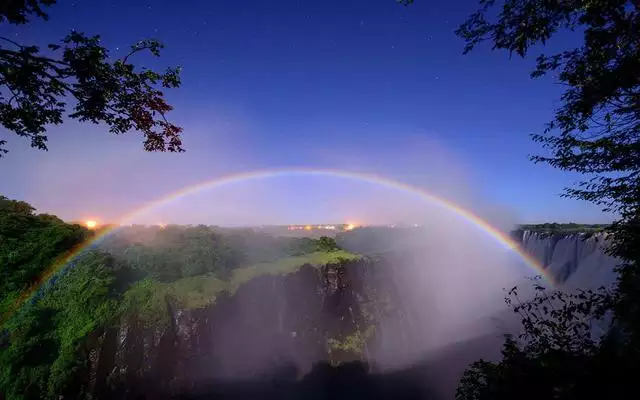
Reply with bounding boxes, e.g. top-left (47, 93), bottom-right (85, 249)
top-left (0, 195), bottom-right (358, 399)
top-left (104, 225), bottom-right (244, 282)
top-left (122, 250), bottom-right (360, 326)
top-left (103, 225), bottom-right (342, 282)
top-left (327, 326), bottom-right (376, 363)
top-left (518, 223), bottom-right (608, 235)
top-left (1, 251), bottom-right (122, 399)
top-left (0, 196), bottom-right (91, 320)
top-left (228, 250), bottom-right (358, 293)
